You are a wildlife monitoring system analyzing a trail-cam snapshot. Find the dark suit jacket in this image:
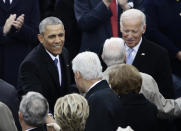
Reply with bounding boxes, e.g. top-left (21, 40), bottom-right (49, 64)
top-left (0, 0), bottom-right (40, 86)
top-left (17, 44), bottom-right (73, 112)
top-left (144, 0), bottom-right (181, 77)
top-left (54, 0), bottom-right (81, 60)
top-left (85, 80), bottom-right (121, 131)
top-left (119, 93), bottom-right (158, 131)
top-left (132, 38), bottom-right (174, 99)
top-left (0, 79), bottom-right (21, 131)
top-left (39, 0), bottom-right (56, 20)
top-left (74, 0), bottom-right (144, 54)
